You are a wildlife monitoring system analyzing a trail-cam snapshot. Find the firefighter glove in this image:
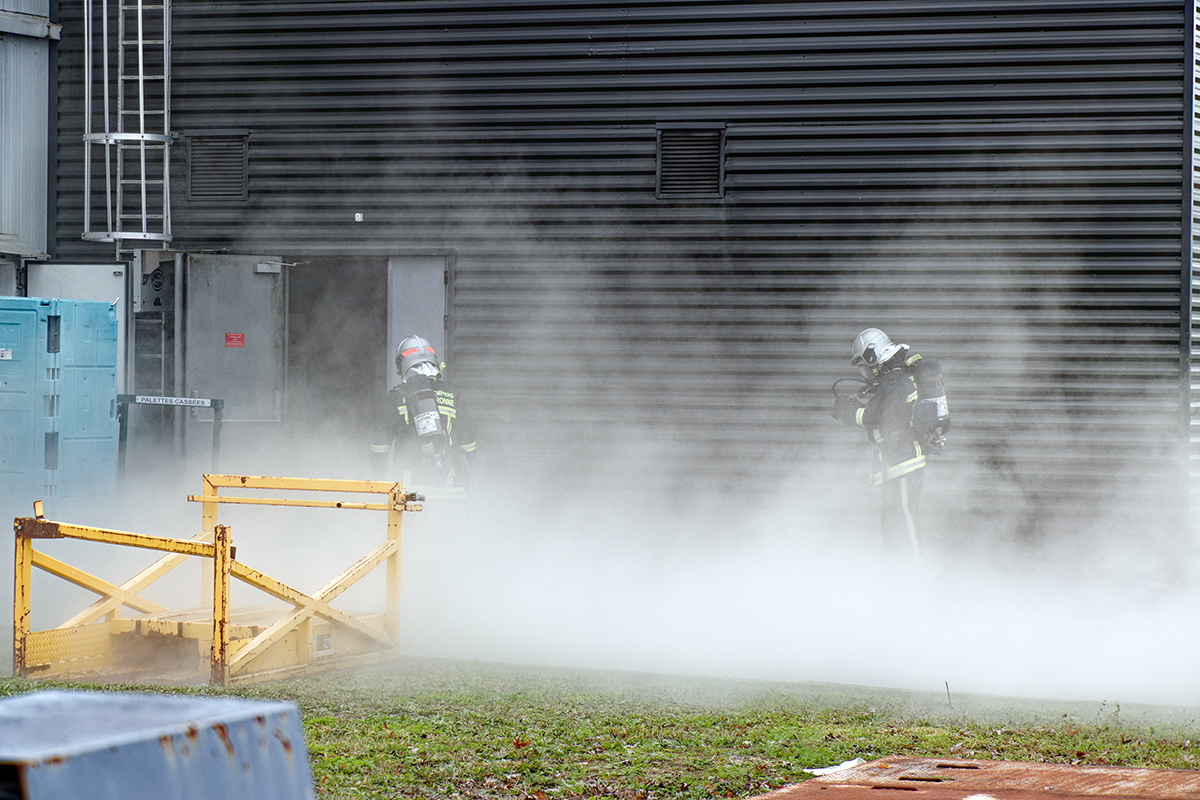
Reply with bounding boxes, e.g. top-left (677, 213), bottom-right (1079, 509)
top-left (833, 396), bottom-right (861, 422)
